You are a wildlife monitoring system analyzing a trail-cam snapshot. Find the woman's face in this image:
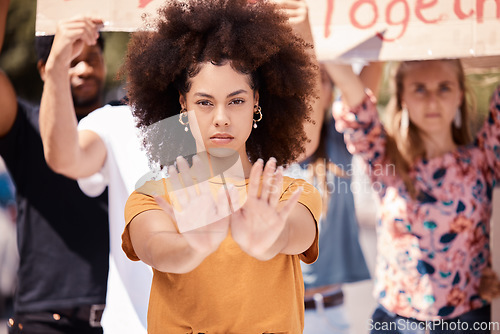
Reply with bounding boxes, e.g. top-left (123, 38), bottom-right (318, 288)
top-left (401, 60), bottom-right (463, 137)
top-left (179, 62), bottom-right (258, 159)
